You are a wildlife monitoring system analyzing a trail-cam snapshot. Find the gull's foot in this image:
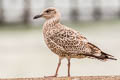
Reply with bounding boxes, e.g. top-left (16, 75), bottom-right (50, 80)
top-left (44, 75), bottom-right (57, 78)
